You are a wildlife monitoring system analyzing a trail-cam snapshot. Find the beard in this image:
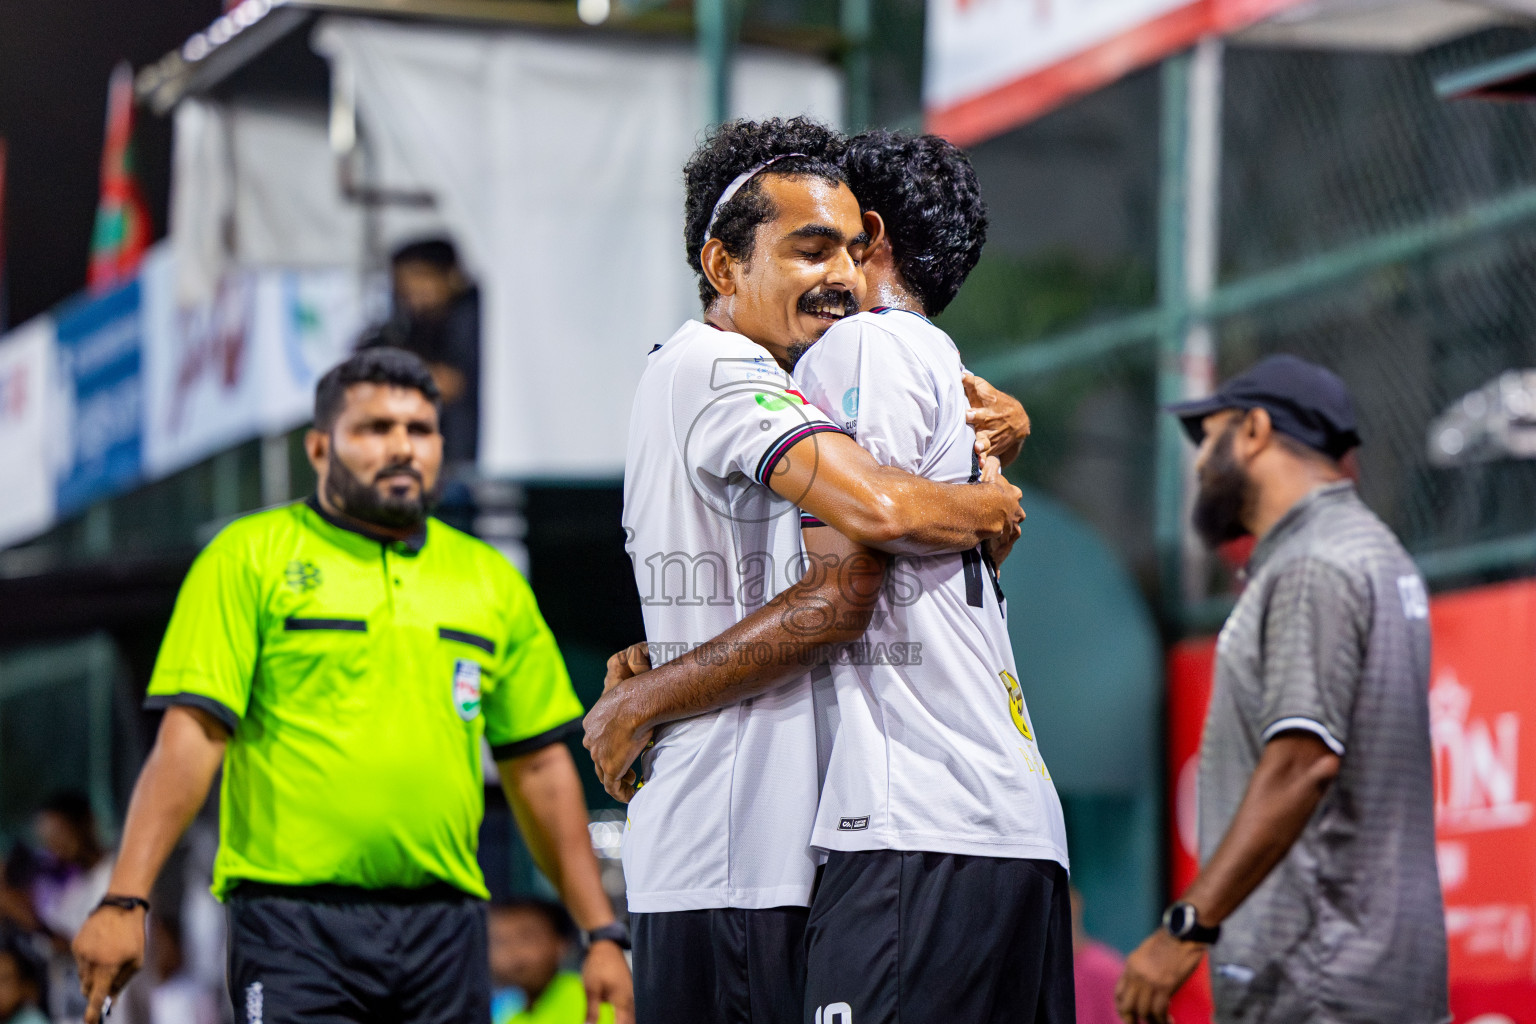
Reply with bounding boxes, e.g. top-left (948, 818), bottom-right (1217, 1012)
top-left (324, 449), bottom-right (439, 531)
top-left (1191, 423), bottom-right (1253, 549)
